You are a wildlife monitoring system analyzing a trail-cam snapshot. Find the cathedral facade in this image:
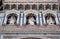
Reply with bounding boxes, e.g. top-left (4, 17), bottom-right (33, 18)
top-left (0, 0), bottom-right (60, 39)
